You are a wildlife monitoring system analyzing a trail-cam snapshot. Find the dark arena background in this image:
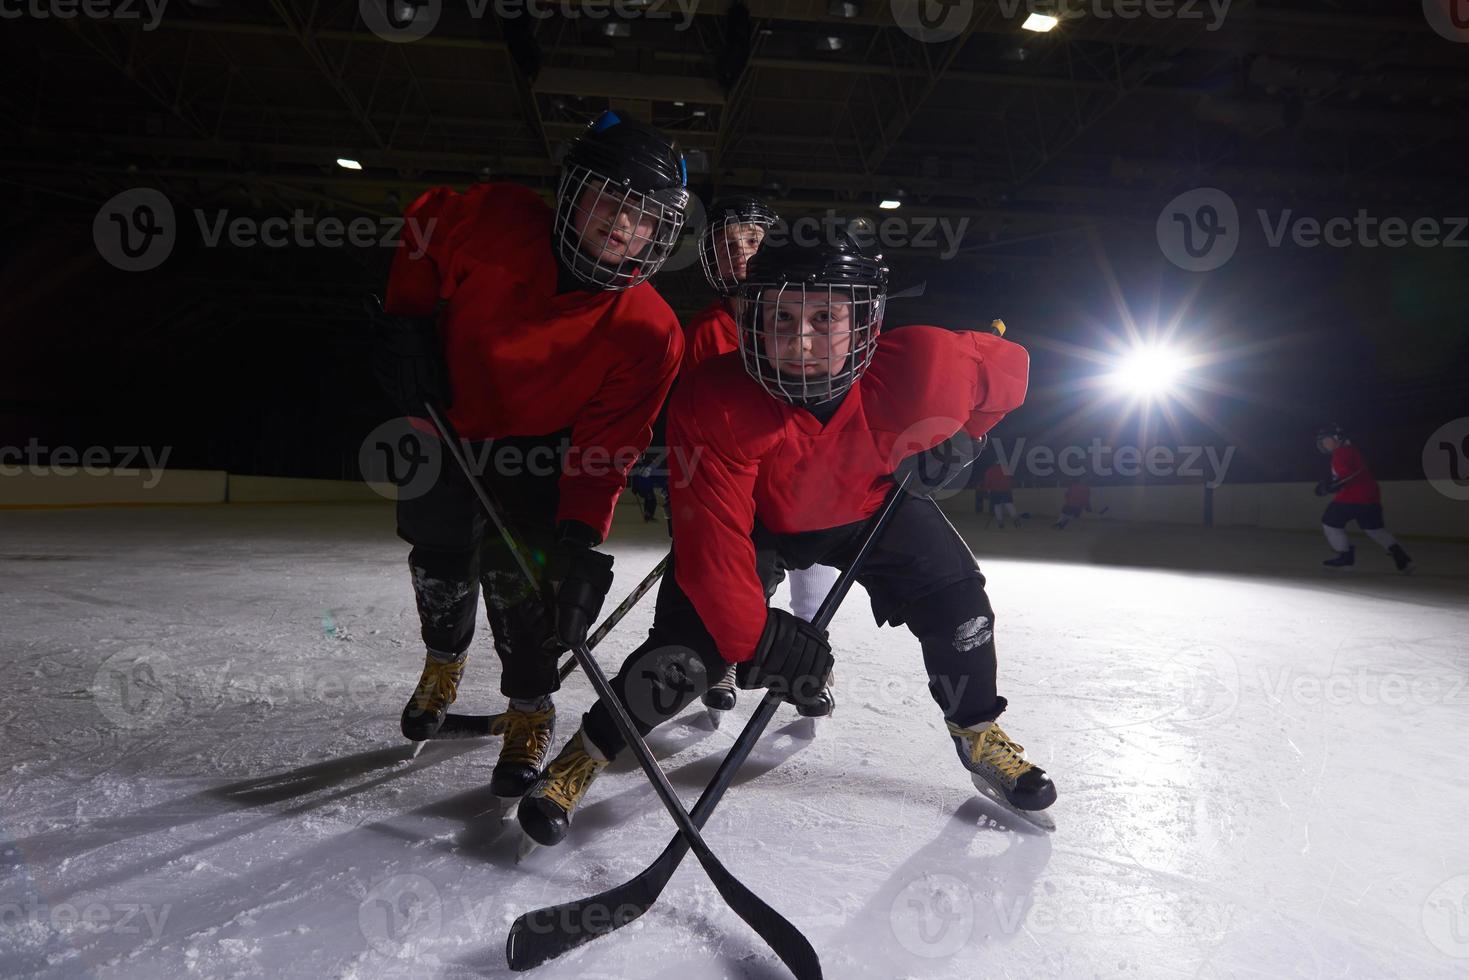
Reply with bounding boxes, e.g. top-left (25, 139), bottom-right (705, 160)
top-left (2, 3), bottom-right (1468, 979)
